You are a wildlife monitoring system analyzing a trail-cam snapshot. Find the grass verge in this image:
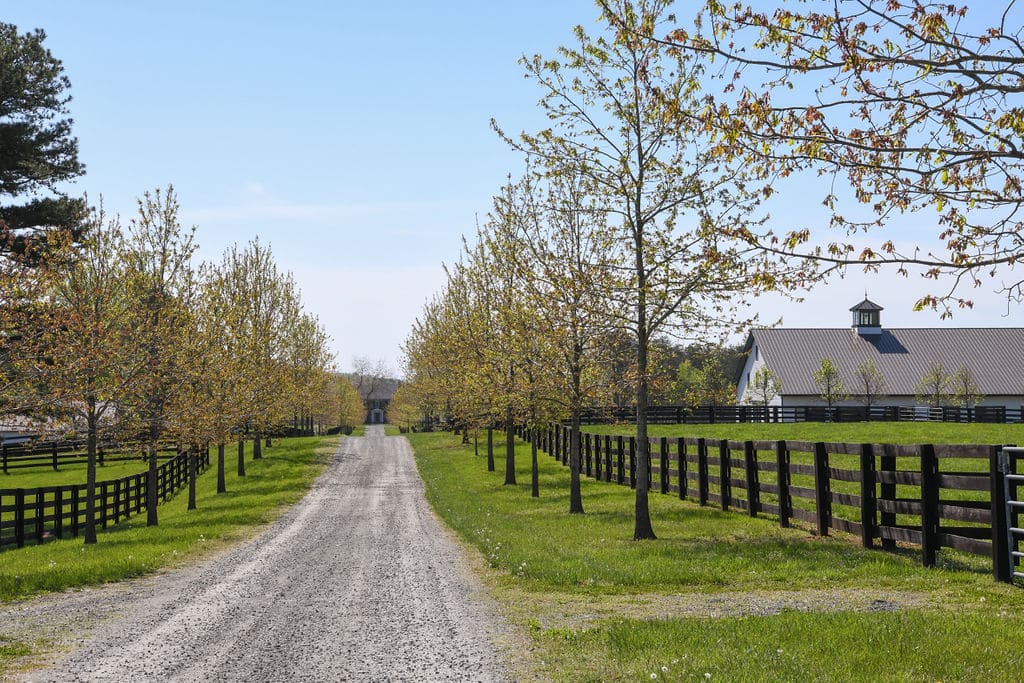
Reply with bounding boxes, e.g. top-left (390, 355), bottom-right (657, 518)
top-left (409, 430), bottom-right (1024, 681)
